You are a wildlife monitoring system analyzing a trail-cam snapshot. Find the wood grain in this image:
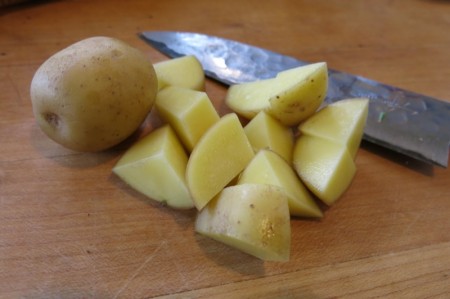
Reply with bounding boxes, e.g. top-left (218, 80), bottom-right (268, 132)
top-left (1, 0), bottom-right (449, 298)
